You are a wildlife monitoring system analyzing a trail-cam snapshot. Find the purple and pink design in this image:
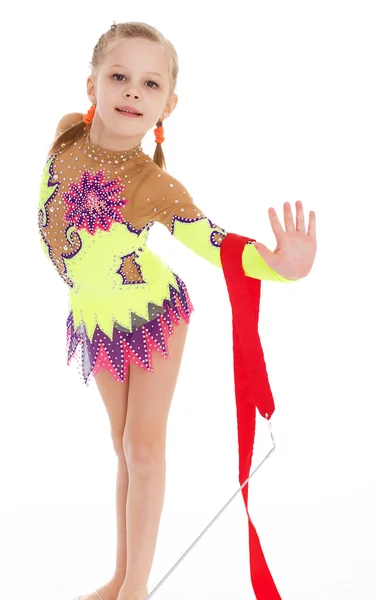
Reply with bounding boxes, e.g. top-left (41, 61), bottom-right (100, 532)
top-left (62, 169), bottom-right (128, 235)
top-left (66, 274), bottom-right (194, 386)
